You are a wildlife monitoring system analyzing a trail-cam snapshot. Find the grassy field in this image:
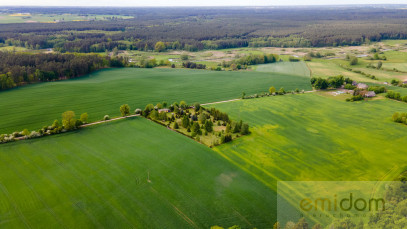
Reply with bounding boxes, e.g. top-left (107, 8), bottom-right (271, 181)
top-left (211, 93), bottom-right (407, 188)
top-left (306, 59), bottom-right (379, 83)
top-left (254, 62), bottom-right (310, 77)
top-left (0, 67), bottom-right (312, 134)
top-left (0, 117), bottom-right (276, 228)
